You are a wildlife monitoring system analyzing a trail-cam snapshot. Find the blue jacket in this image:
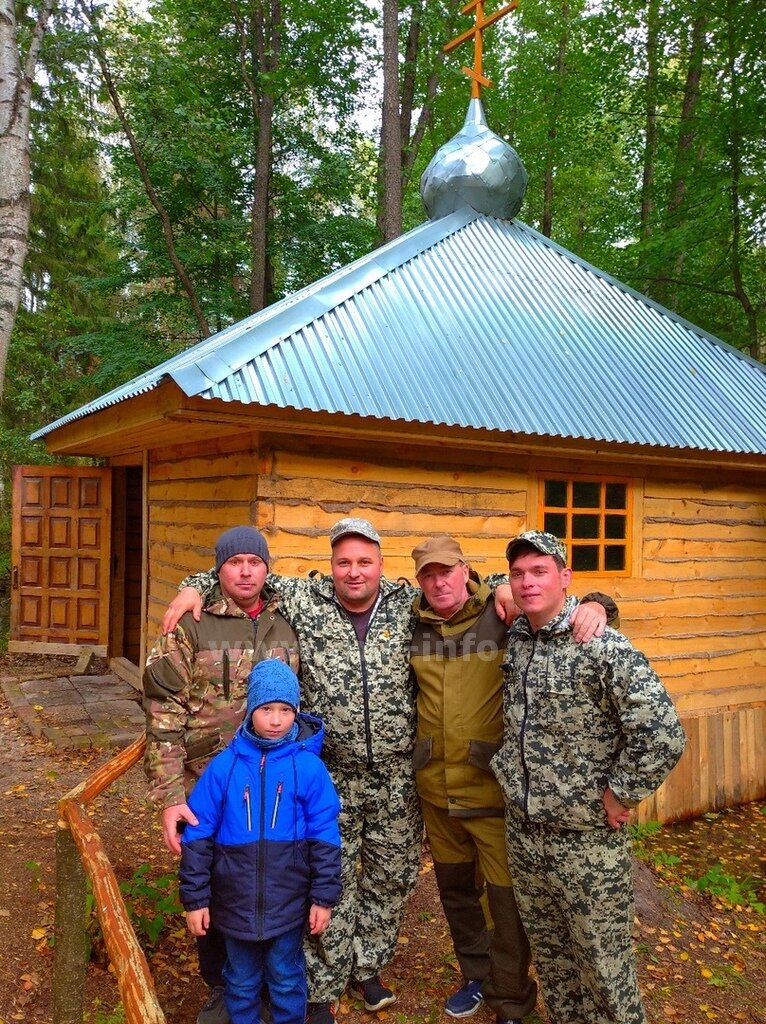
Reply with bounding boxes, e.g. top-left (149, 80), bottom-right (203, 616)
top-left (179, 713), bottom-right (342, 941)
